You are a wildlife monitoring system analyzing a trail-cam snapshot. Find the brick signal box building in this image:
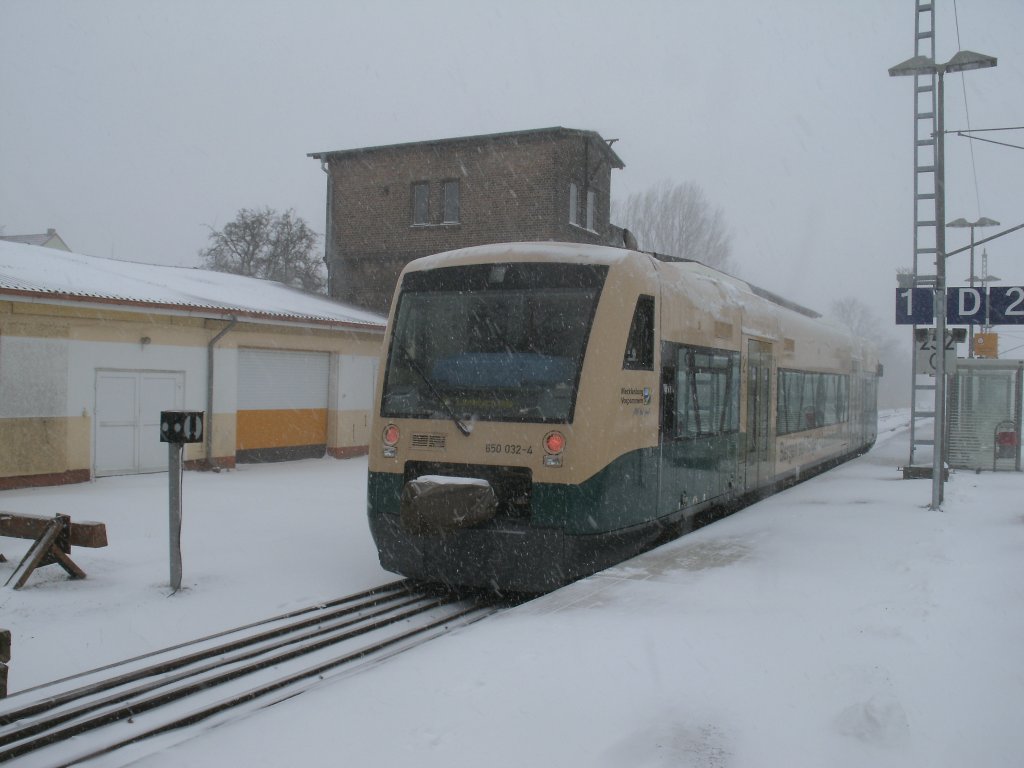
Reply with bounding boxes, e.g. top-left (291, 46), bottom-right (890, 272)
top-left (309, 127), bottom-right (626, 313)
